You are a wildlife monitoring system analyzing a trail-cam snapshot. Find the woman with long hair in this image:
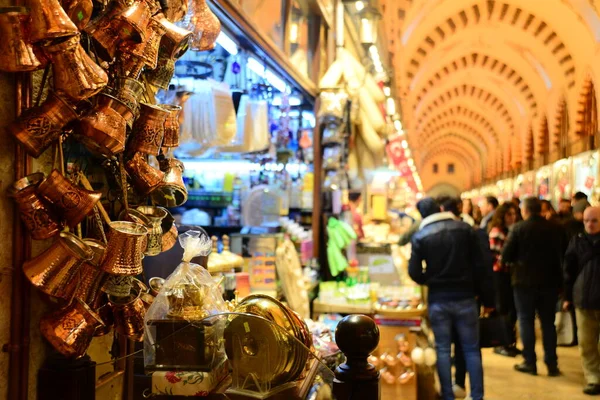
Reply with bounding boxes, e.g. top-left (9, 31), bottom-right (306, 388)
top-left (489, 202), bottom-right (520, 357)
